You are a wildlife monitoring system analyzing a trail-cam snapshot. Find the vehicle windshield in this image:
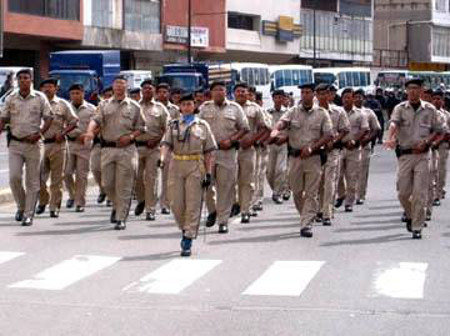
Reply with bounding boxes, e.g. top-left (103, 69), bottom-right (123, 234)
top-left (55, 74), bottom-right (93, 93)
top-left (376, 73), bottom-right (406, 89)
top-left (314, 73), bottom-right (336, 86)
top-left (159, 75), bottom-right (199, 93)
top-left (273, 69), bottom-right (313, 88)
